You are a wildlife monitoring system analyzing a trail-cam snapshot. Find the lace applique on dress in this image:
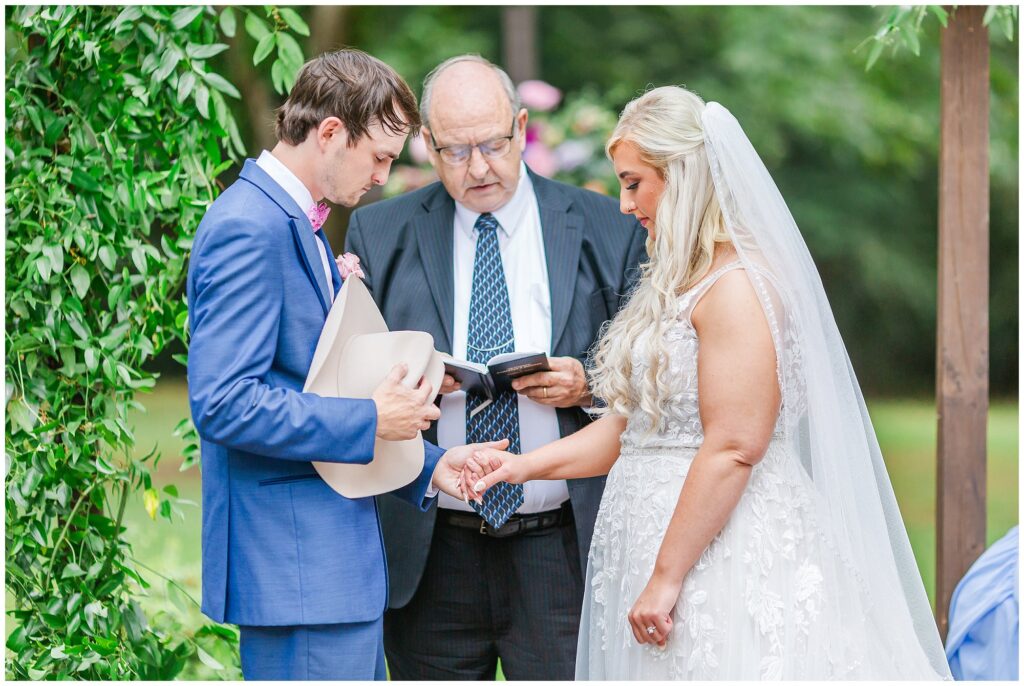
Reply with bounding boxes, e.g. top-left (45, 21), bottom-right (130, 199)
top-left (576, 263), bottom-right (921, 680)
